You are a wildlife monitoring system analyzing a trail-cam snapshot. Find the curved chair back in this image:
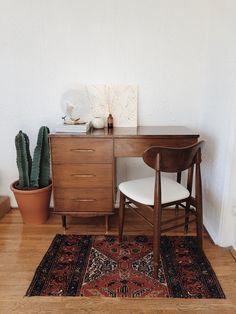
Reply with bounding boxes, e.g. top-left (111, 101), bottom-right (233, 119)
top-left (143, 141), bottom-right (204, 173)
